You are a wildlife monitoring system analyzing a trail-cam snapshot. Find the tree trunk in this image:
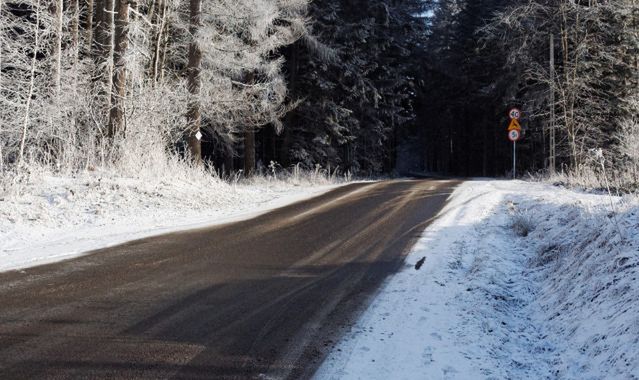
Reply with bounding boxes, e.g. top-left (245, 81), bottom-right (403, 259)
top-left (108, 0), bottom-right (129, 137)
top-left (0, 0), bottom-right (3, 115)
top-left (70, 0), bottom-right (79, 49)
top-left (151, 0), bottom-right (167, 86)
top-left (85, 0), bottom-right (94, 54)
top-left (244, 129), bottom-right (256, 175)
top-left (51, 0), bottom-right (63, 95)
top-left (186, 0), bottom-right (202, 163)
top-left (129, 0), bottom-right (138, 20)
top-left (224, 145), bottom-right (234, 175)
top-left (20, 0), bottom-right (41, 165)
top-left (93, 0), bottom-right (103, 57)
top-left (94, 0), bottom-right (114, 125)
top-left (69, 0), bottom-right (80, 144)
top-left (149, 0), bottom-right (157, 21)
top-left (279, 45), bottom-right (299, 166)
top-left (160, 31), bottom-right (169, 82)
top-left (482, 115), bottom-right (487, 177)
top-left (94, 0), bottom-right (114, 67)
top-left (242, 71), bottom-right (256, 174)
